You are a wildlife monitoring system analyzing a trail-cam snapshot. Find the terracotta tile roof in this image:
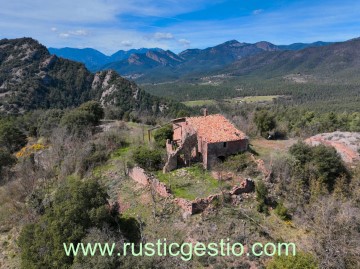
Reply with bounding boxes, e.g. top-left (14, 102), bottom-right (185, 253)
top-left (186, 114), bottom-right (247, 143)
